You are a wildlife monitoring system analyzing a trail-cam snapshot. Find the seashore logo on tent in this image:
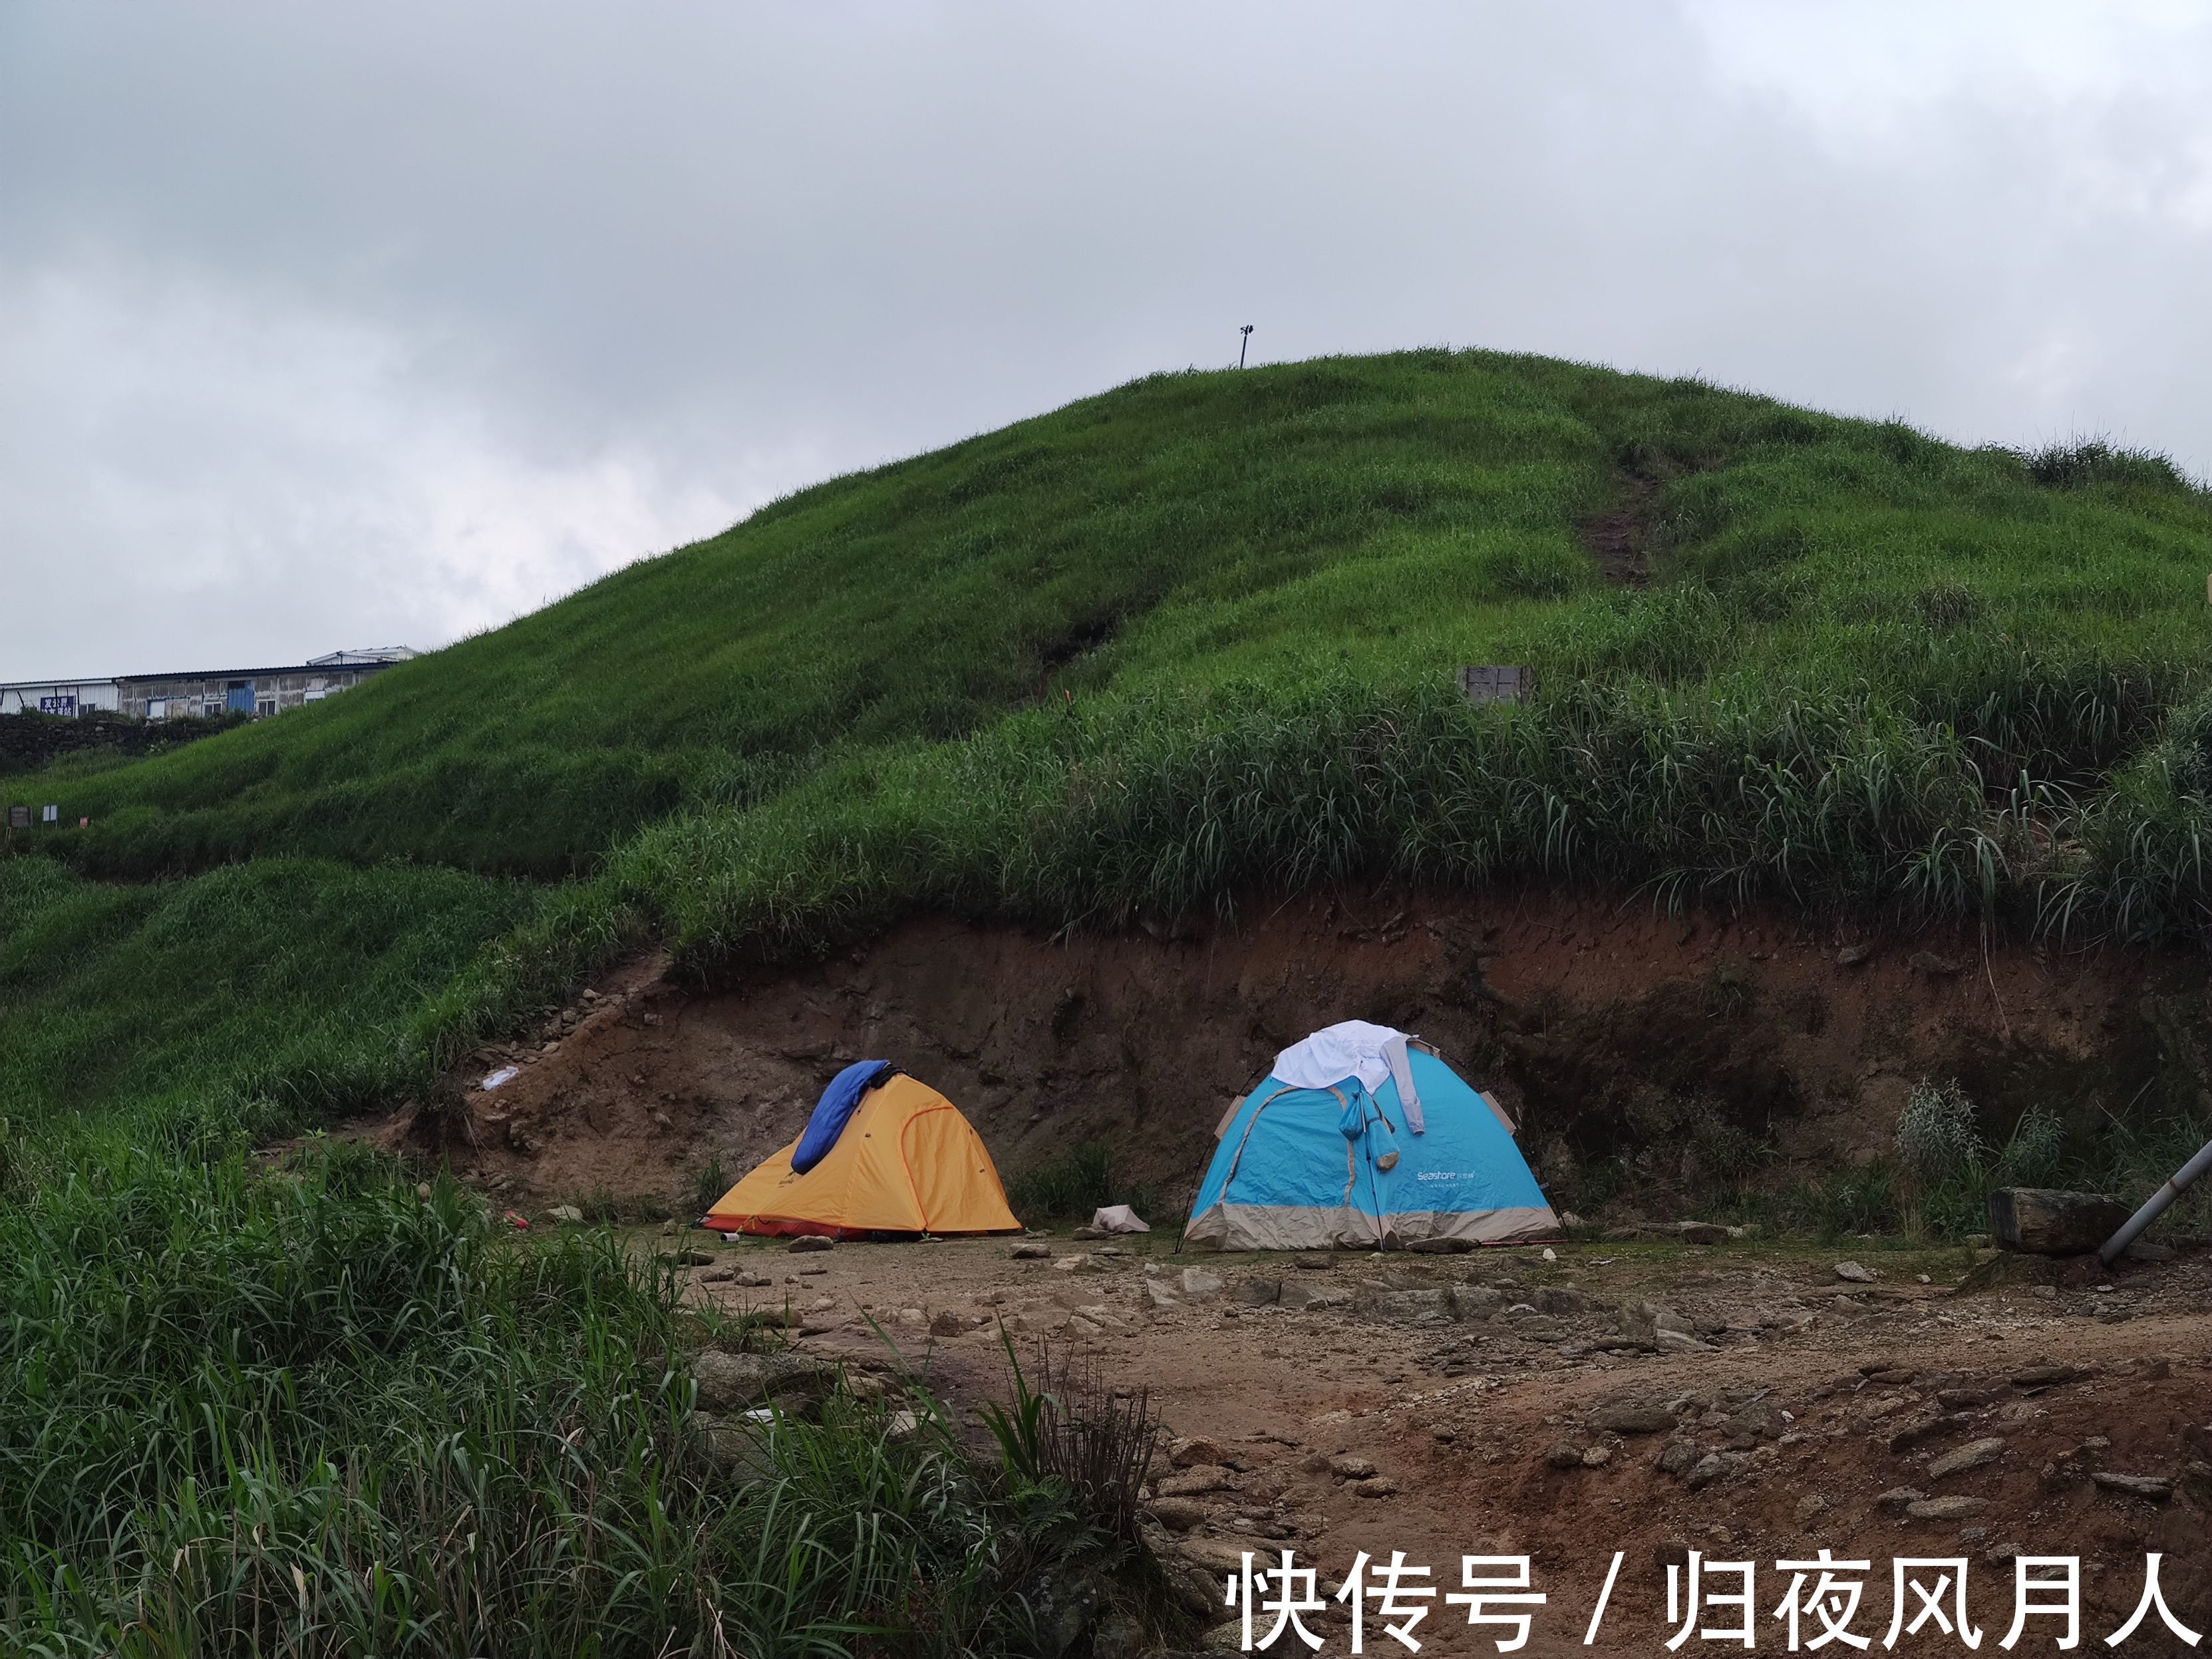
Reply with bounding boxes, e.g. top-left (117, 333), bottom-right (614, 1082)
top-left (1415, 1171), bottom-right (1478, 1182)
